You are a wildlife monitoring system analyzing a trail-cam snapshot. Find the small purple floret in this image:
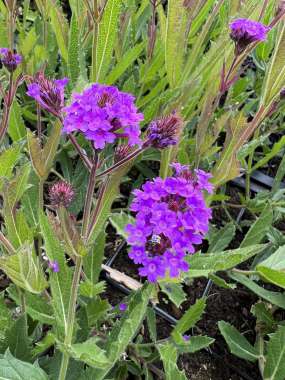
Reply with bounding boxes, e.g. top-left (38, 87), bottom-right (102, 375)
top-left (27, 72), bottom-right (68, 117)
top-left (62, 84), bottom-right (144, 149)
top-left (229, 18), bottom-right (269, 54)
top-left (183, 335), bottom-right (190, 342)
top-left (125, 163), bottom-right (212, 283)
top-left (0, 48), bottom-right (22, 72)
top-left (48, 260), bottom-right (59, 273)
top-left (119, 303), bottom-right (127, 312)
